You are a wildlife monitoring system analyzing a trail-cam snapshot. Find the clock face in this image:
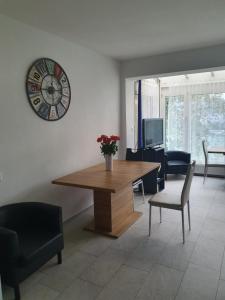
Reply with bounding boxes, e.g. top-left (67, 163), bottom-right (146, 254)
top-left (26, 58), bottom-right (71, 121)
